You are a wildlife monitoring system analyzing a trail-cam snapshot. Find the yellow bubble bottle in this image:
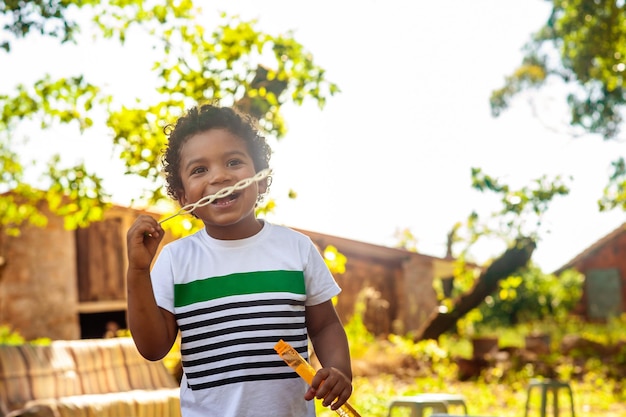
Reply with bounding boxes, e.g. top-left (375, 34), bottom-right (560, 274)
top-left (274, 339), bottom-right (362, 417)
